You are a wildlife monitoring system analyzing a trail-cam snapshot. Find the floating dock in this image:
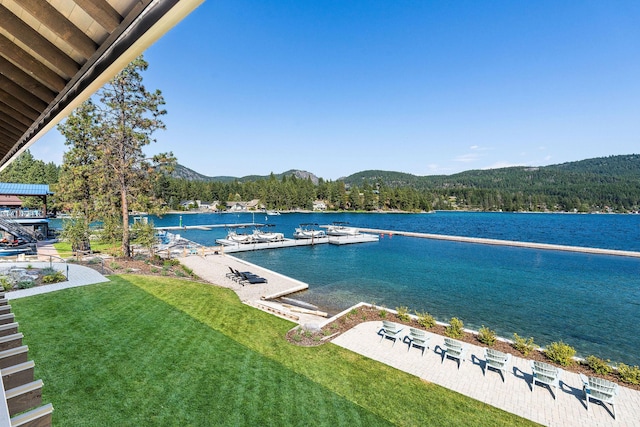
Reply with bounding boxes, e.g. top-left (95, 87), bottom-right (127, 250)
top-left (216, 234), bottom-right (379, 253)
